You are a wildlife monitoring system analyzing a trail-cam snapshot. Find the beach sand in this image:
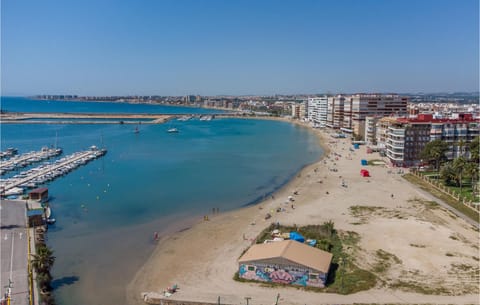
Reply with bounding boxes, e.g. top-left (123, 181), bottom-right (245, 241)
top-left (127, 123), bottom-right (479, 305)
